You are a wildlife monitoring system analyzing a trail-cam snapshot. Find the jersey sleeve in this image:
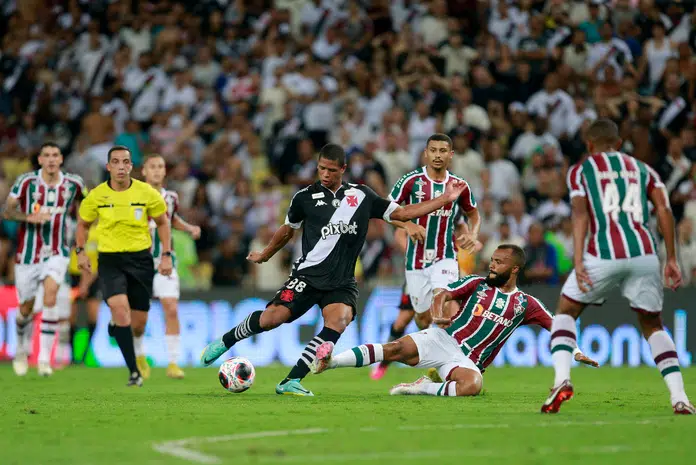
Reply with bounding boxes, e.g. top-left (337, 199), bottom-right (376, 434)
top-left (285, 189), bottom-right (306, 229)
top-left (364, 185), bottom-right (399, 221)
top-left (171, 192), bottom-right (180, 215)
top-left (147, 185), bottom-right (167, 218)
top-left (457, 180), bottom-right (477, 213)
top-left (645, 163), bottom-right (666, 196)
top-left (389, 173), bottom-right (415, 204)
top-left (567, 164), bottom-right (585, 198)
top-left (9, 174), bottom-right (29, 200)
top-left (78, 190), bottom-right (98, 223)
top-left (522, 295), bottom-right (554, 331)
top-left (446, 275), bottom-right (484, 301)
